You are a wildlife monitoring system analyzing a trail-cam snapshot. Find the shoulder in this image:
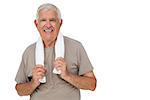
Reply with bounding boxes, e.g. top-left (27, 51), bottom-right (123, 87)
top-left (64, 36), bottom-right (82, 48)
top-left (22, 43), bottom-right (36, 58)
